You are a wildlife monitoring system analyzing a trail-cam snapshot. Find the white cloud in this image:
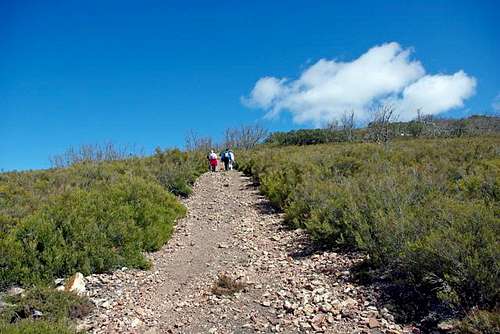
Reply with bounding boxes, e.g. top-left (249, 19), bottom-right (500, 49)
top-left (242, 77), bottom-right (286, 110)
top-left (493, 93), bottom-right (500, 112)
top-left (244, 42), bottom-right (476, 125)
top-left (391, 71), bottom-right (477, 120)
